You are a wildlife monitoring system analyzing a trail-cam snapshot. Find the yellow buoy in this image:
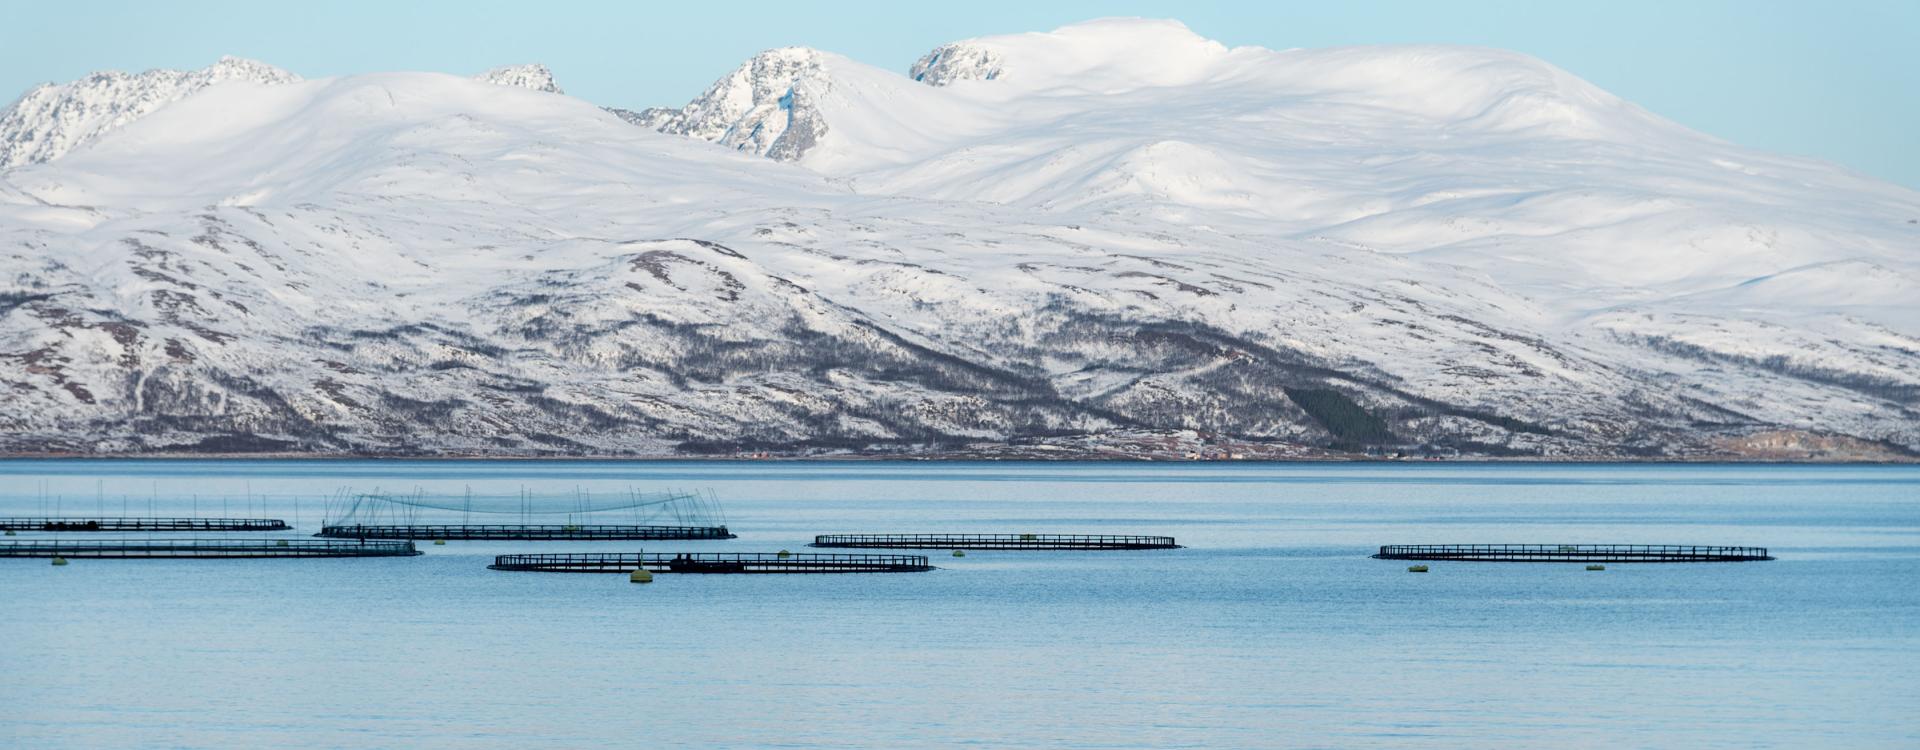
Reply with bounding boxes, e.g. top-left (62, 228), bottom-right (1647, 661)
top-left (433, 539), bottom-right (447, 545)
top-left (51, 556), bottom-right (69, 566)
top-left (1586, 564), bottom-right (1606, 571)
top-left (952, 549), bottom-right (966, 557)
top-left (776, 549), bottom-right (791, 558)
top-left (629, 568), bottom-right (654, 583)
top-left (1407, 565), bottom-right (1429, 573)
